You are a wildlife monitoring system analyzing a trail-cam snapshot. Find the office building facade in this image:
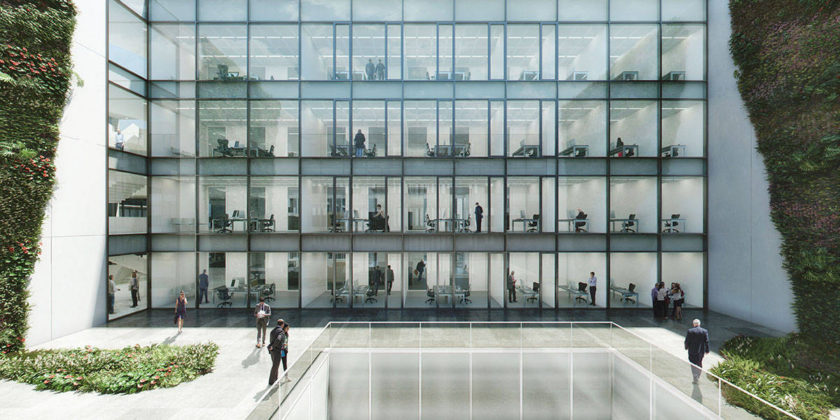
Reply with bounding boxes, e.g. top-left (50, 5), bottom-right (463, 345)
top-left (105, 0), bottom-right (709, 318)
